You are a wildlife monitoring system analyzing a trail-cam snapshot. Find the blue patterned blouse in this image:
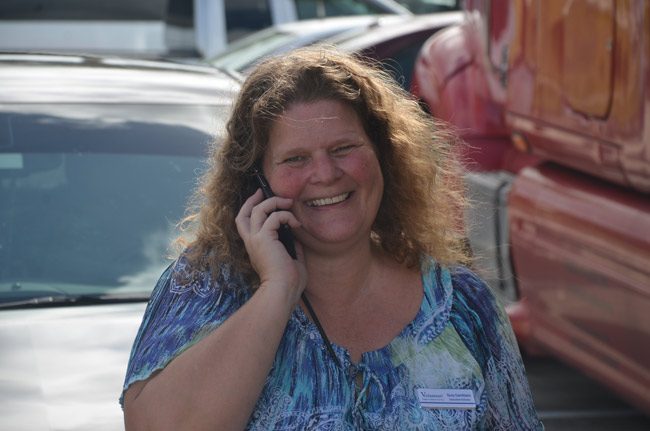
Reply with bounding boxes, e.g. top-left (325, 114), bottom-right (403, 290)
top-left (121, 255), bottom-right (543, 430)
